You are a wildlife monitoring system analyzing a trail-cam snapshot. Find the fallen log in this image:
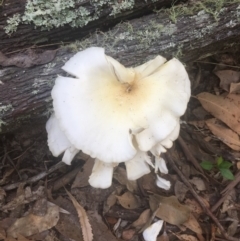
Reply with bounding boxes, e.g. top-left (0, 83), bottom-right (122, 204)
top-left (1, 0), bottom-right (175, 53)
top-left (1, 2), bottom-right (240, 133)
